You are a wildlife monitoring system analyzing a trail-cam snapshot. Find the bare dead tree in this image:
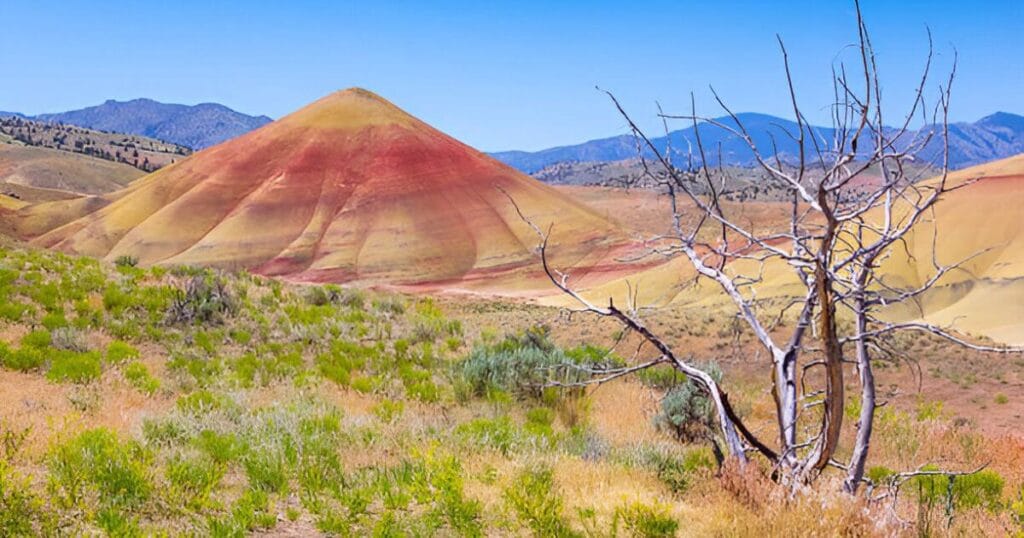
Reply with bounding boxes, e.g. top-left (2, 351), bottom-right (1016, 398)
top-left (510, 0), bottom-right (1022, 494)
